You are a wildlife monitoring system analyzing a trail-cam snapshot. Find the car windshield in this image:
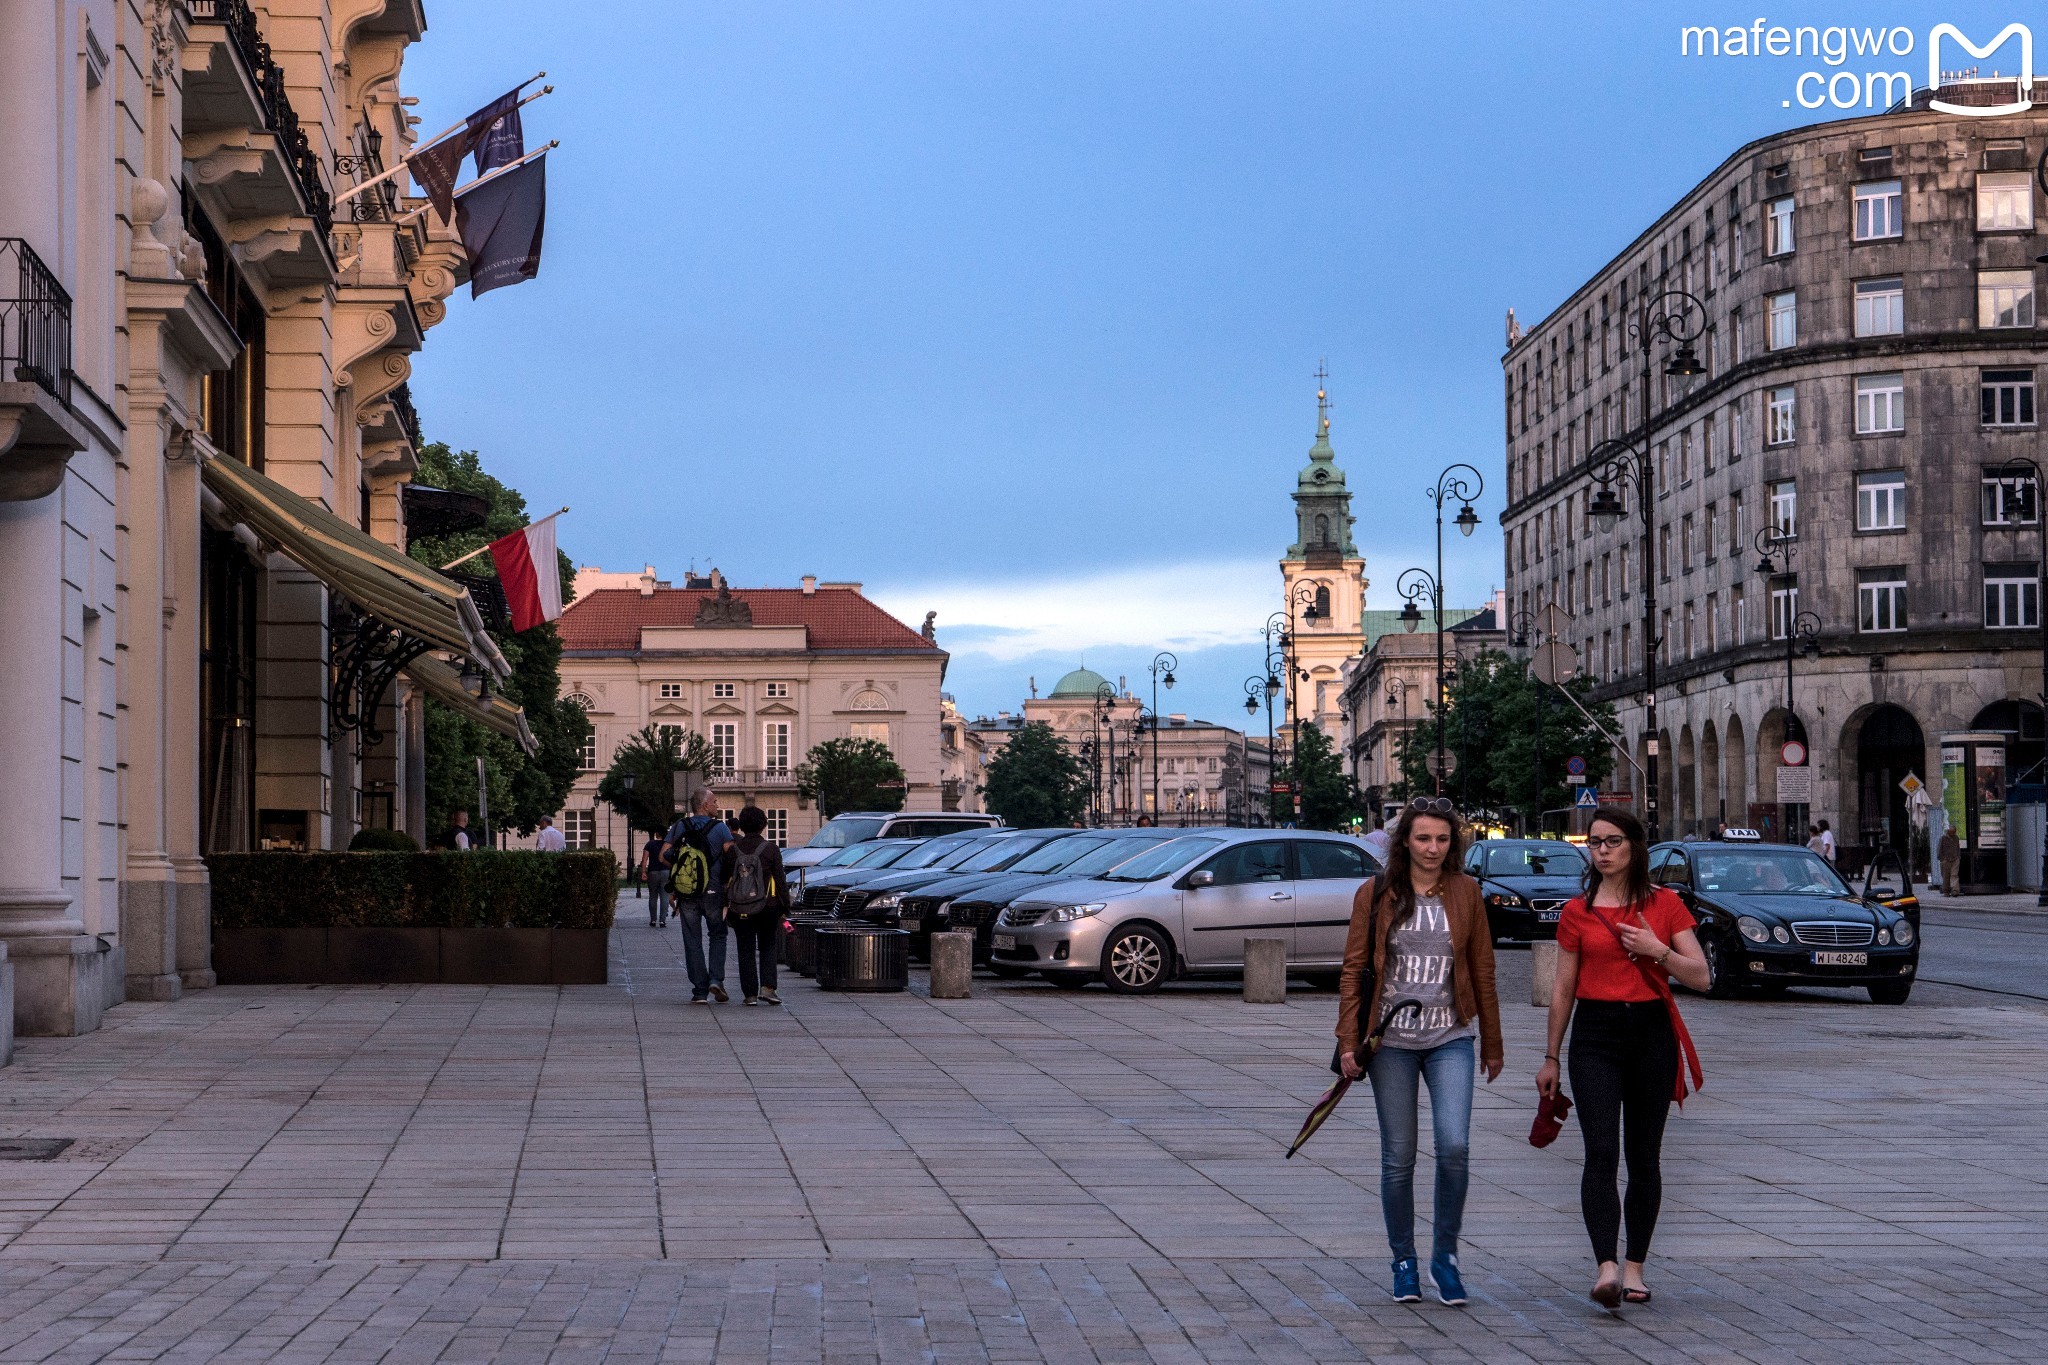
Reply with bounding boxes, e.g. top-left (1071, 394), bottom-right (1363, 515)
top-left (805, 816), bottom-right (888, 849)
top-left (1008, 836), bottom-right (1108, 874)
top-left (1104, 836), bottom-right (1224, 882)
top-left (1694, 847), bottom-right (1851, 895)
top-left (855, 841), bottom-right (920, 868)
top-left (1059, 835), bottom-right (1168, 878)
top-left (898, 835), bottom-right (988, 869)
top-left (1483, 843), bottom-right (1587, 876)
top-left (813, 843), bottom-right (876, 868)
top-left (959, 834), bottom-right (1056, 872)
